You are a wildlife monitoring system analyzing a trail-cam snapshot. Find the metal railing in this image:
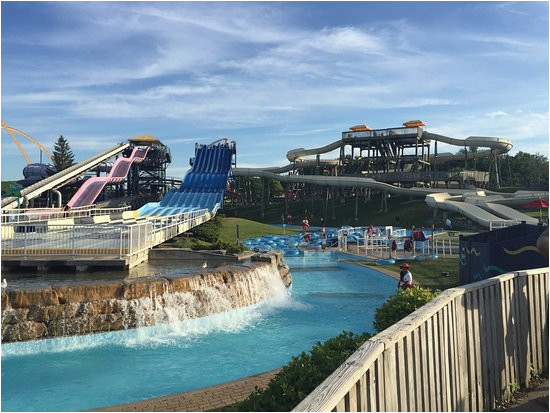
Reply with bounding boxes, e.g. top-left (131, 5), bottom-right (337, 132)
top-left (489, 220), bottom-right (522, 231)
top-left (1, 208), bottom-right (210, 259)
top-left (294, 267), bottom-right (549, 412)
top-left (1, 205), bottom-right (130, 224)
top-left (337, 226), bottom-right (451, 258)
